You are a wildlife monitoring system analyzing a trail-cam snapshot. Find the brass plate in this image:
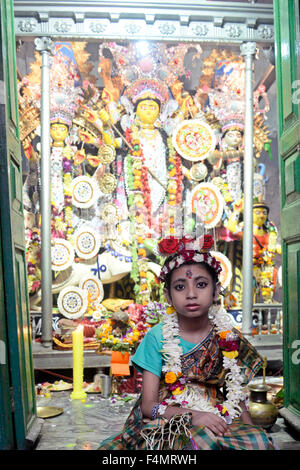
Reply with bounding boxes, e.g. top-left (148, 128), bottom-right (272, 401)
top-left (37, 406), bottom-right (64, 419)
top-left (47, 383), bottom-right (73, 392)
top-left (83, 382), bottom-right (101, 394)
